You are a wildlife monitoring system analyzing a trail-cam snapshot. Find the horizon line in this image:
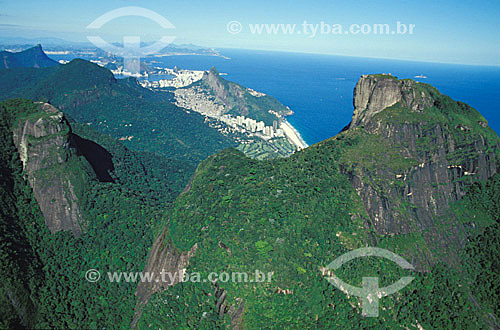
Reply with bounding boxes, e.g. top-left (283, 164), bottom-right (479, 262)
top-left (1, 36), bottom-right (499, 68)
